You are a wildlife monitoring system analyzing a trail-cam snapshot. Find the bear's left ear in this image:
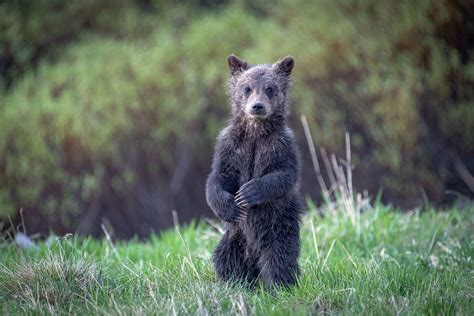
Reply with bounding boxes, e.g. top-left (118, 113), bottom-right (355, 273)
top-left (228, 54), bottom-right (249, 75)
top-left (274, 56), bottom-right (294, 76)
